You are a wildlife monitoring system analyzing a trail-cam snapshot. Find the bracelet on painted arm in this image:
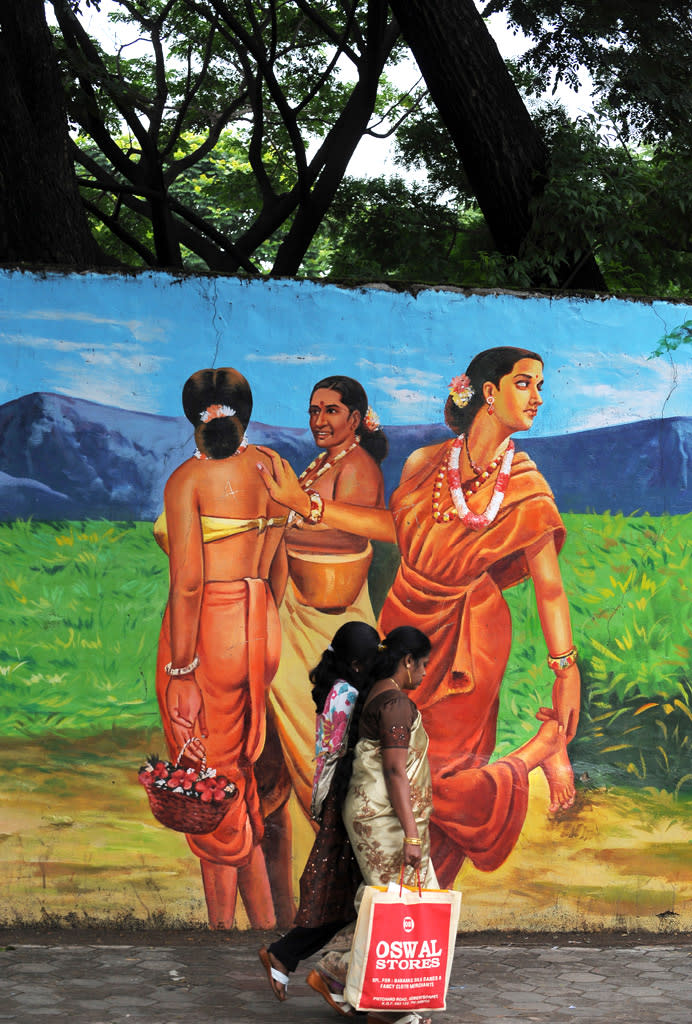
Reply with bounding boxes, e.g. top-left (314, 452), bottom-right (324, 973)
top-left (404, 836), bottom-right (422, 845)
top-left (546, 646), bottom-right (578, 672)
top-left (305, 489), bottom-right (325, 525)
top-left (165, 654), bottom-right (200, 676)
